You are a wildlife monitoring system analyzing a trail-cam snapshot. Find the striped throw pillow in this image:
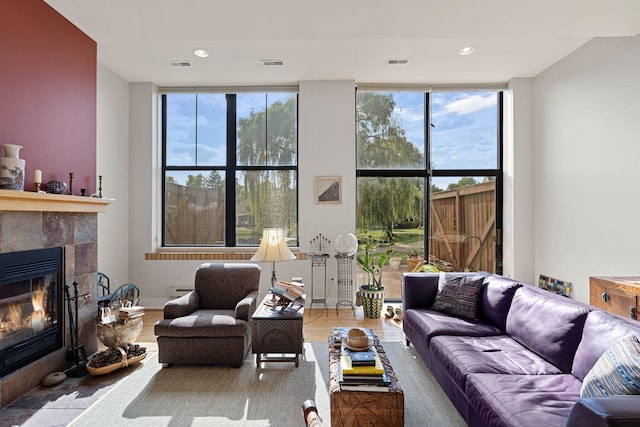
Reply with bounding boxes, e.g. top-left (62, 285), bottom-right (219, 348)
top-left (431, 275), bottom-right (484, 321)
top-left (581, 334), bottom-right (640, 397)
